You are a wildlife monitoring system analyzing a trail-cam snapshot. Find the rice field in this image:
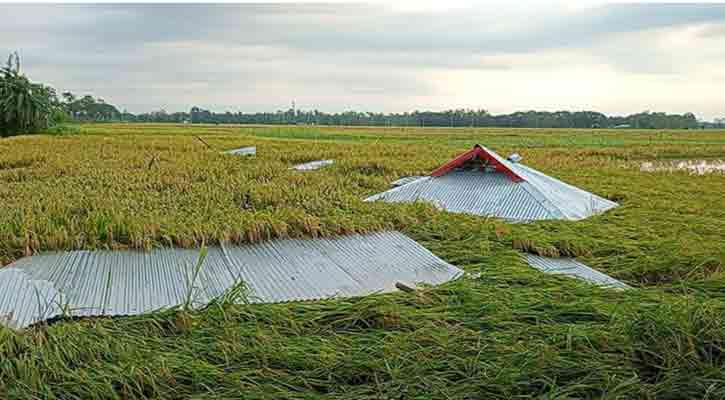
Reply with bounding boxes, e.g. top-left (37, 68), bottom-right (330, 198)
top-left (1, 123), bottom-right (725, 398)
